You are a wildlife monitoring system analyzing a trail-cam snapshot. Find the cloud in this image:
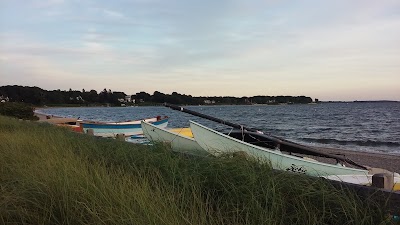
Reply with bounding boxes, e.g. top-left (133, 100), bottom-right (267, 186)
top-left (102, 9), bottom-right (124, 18)
top-left (30, 0), bottom-right (65, 8)
top-left (1, 0), bottom-right (400, 100)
